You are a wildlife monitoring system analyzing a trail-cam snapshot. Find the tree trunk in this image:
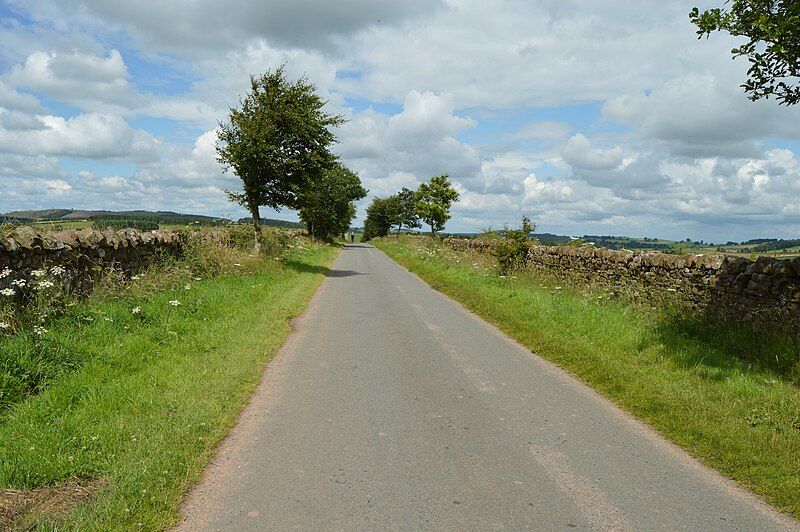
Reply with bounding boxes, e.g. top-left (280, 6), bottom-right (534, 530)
top-left (251, 206), bottom-right (262, 253)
